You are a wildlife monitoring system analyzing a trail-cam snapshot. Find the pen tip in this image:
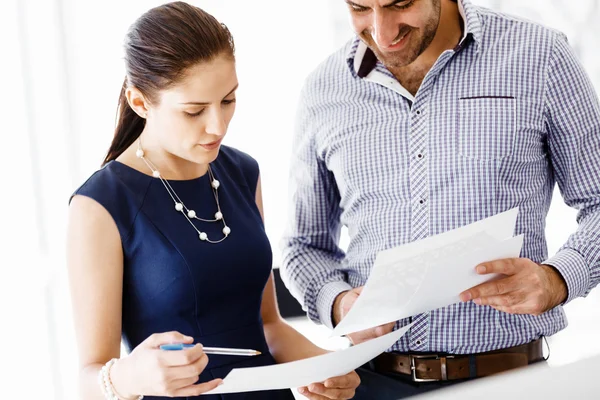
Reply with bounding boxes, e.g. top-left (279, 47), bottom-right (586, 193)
top-left (256, 351), bottom-right (262, 355)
